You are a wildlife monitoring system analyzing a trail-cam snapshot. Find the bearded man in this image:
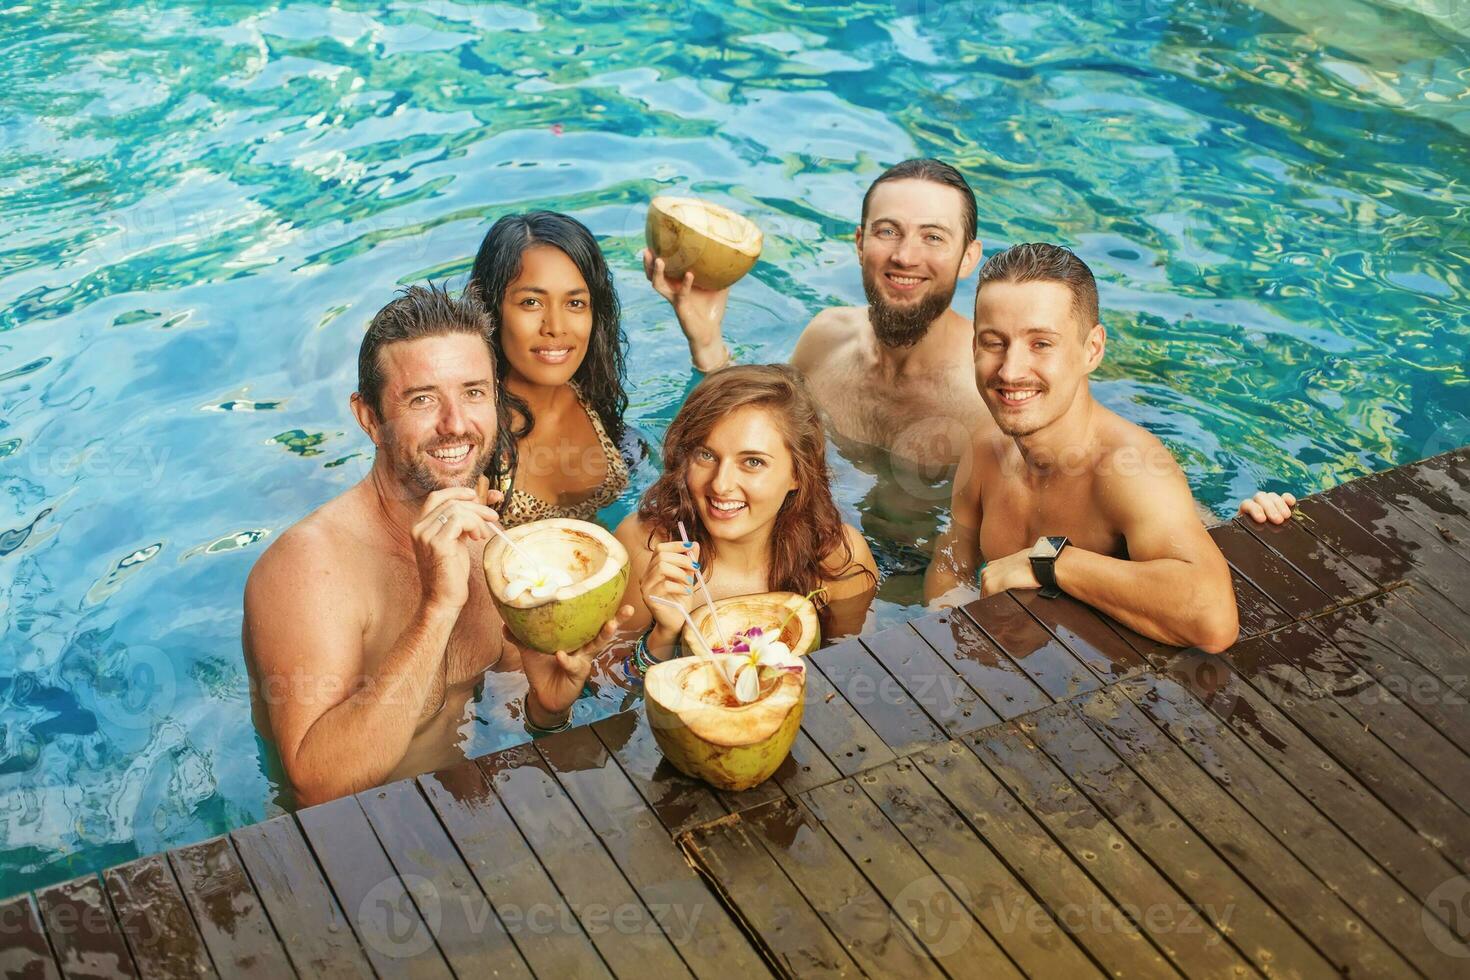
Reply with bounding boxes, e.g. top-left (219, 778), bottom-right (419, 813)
top-left (243, 285), bottom-right (628, 806)
top-left (652, 158), bottom-right (987, 477)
